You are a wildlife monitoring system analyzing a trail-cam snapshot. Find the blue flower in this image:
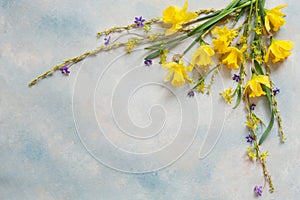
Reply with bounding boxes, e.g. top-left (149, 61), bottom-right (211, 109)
top-left (187, 90), bottom-right (195, 97)
top-left (104, 36), bottom-right (111, 46)
top-left (254, 185), bottom-right (263, 197)
top-left (250, 103), bottom-right (256, 111)
top-left (144, 59), bottom-right (152, 66)
top-left (273, 88), bottom-right (280, 96)
top-left (246, 134), bottom-right (255, 143)
top-left (134, 16), bottom-right (145, 27)
top-left (232, 74), bottom-right (241, 82)
top-left (60, 66), bottom-right (70, 75)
